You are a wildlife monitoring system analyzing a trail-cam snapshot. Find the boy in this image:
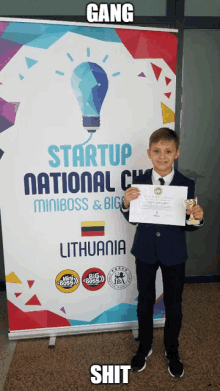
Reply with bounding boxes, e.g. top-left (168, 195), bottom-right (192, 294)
top-left (120, 128), bottom-right (204, 377)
